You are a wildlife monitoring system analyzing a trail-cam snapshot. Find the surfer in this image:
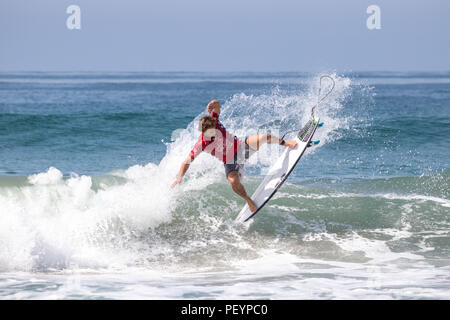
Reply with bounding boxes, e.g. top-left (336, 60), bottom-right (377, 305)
top-left (171, 100), bottom-right (298, 212)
